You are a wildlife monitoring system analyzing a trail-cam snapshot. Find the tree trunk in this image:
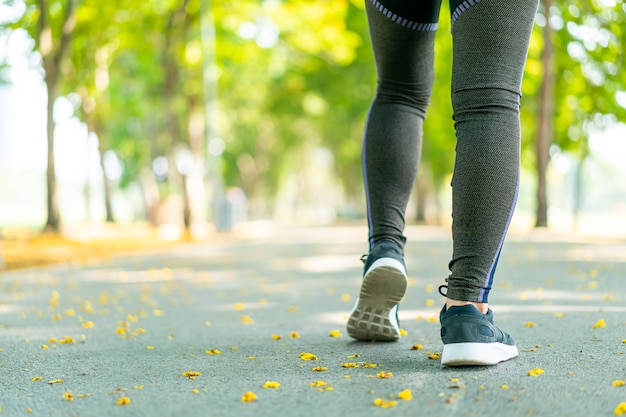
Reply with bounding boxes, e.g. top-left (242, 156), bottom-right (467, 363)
top-left (164, 0), bottom-right (192, 230)
top-left (535, 0), bottom-right (554, 228)
top-left (38, 0), bottom-right (78, 232)
top-left (181, 174), bottom-right (191, 229)
top-left (201, 0), bottom-right (226, 228)
top-left (415, 182), bottom-right (427, 223)
top-left (83, 135), bottom-right (92, 223)
top-left (414, 163), bottom-right (436, 224)
top-left (44, 81), bottom-right (60, 232)
top-left (98, 138), bottom-right (115, 222)
top-left (572, 145), bottom-right (588, 231)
